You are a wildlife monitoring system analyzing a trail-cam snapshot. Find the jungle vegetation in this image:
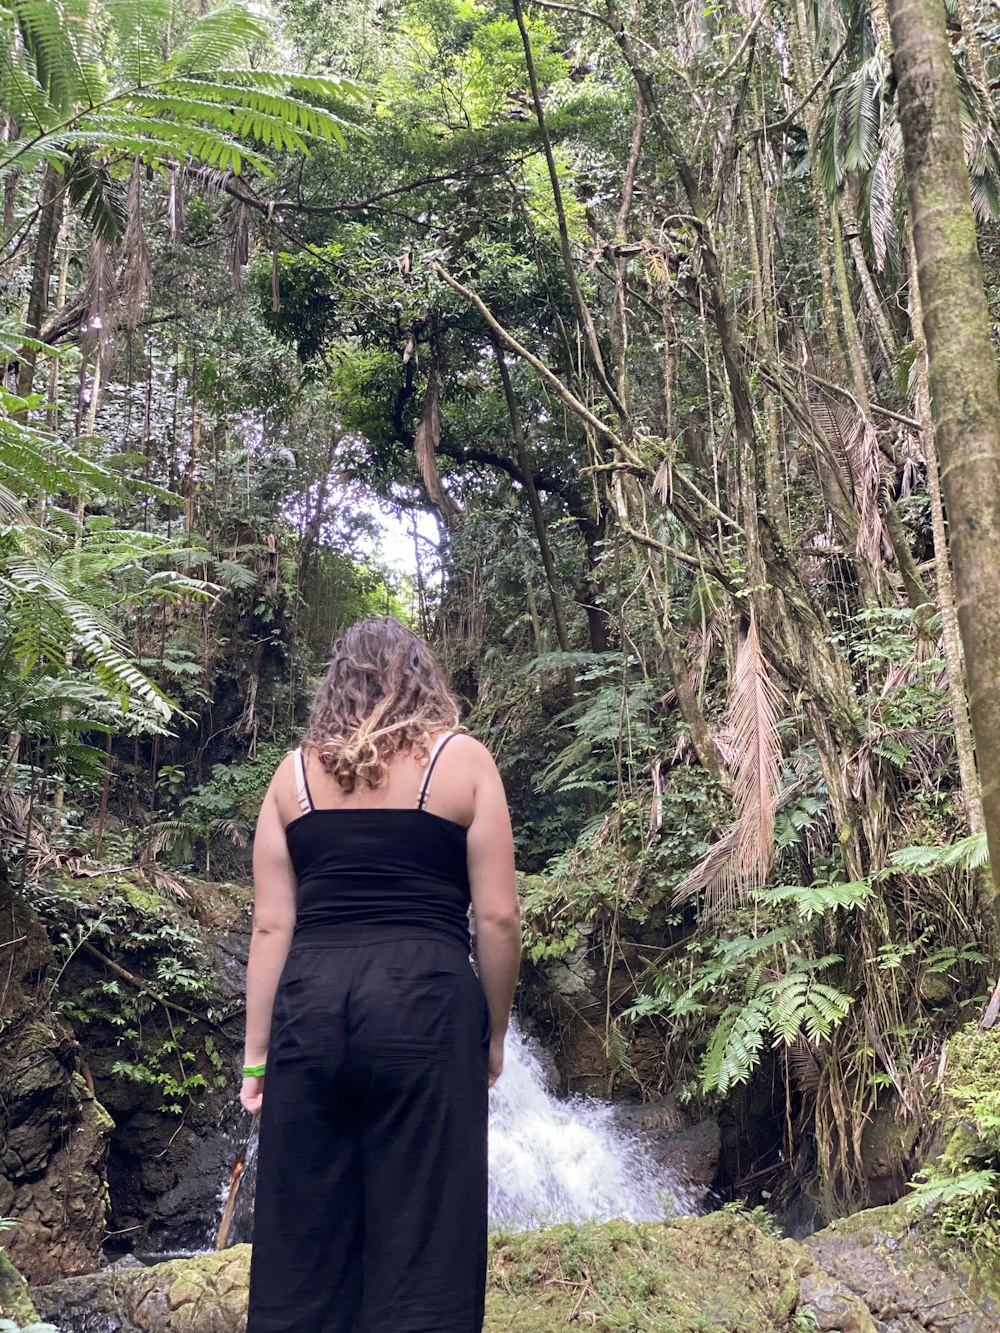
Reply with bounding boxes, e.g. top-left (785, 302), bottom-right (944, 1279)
top-left (2, 0), bottom-right (1000, 1237)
